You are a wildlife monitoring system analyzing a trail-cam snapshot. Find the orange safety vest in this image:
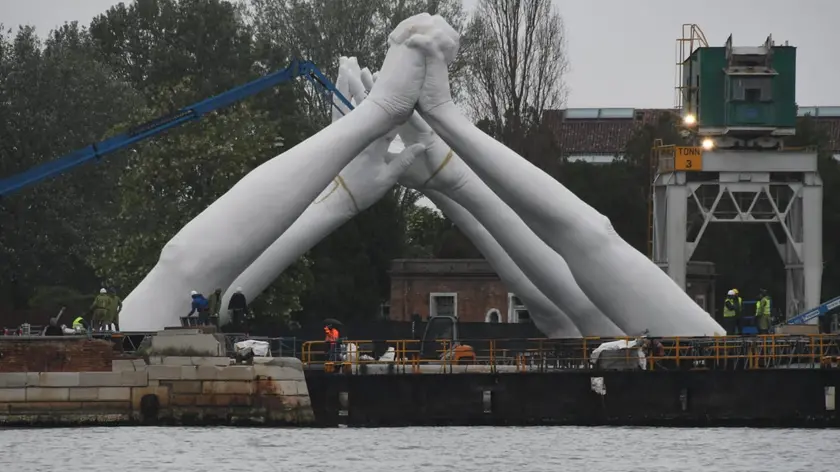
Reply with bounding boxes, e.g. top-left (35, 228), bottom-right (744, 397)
top-left (325, 327), bottom-right (338, 342)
